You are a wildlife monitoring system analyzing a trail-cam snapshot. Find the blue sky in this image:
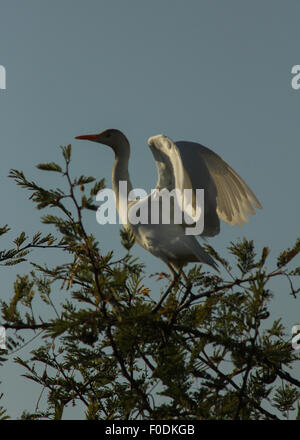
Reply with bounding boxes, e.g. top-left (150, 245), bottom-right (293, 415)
top-left (0, 0), bottom-right (300, 418)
